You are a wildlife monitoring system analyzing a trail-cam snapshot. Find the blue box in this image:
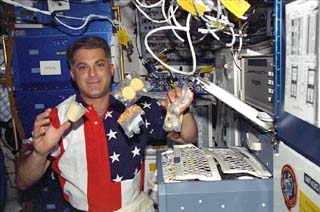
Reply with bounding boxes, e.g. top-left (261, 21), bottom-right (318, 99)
top-left (15, 88), bottom-right (76, 137)
top-left (29, 169), bottom-right (69, 212)
top-left (12, 32), bottom-right (112, 91)
top-left (14, 1), bottom-right (112, 36)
